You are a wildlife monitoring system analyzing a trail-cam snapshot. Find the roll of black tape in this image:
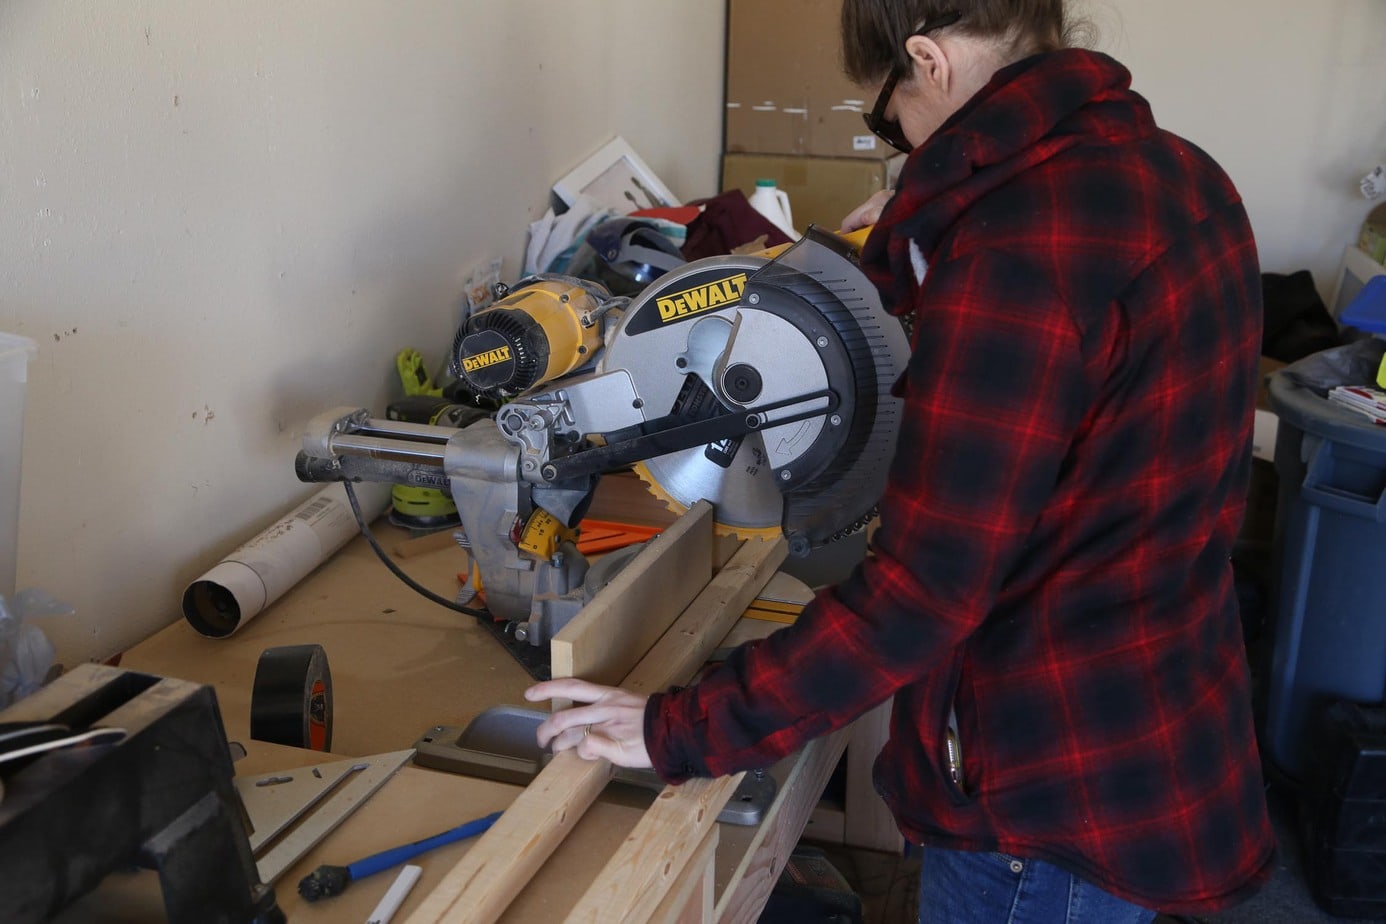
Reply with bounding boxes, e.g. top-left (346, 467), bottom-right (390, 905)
top-left (250, 644), bottom-right (333, 751)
